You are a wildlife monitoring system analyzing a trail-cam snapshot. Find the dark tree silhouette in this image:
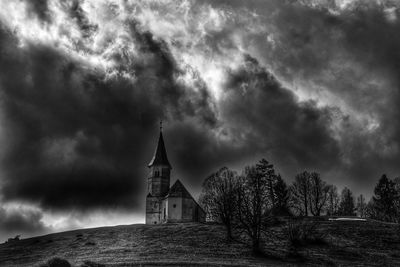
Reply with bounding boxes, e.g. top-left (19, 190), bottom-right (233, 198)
top-left (237, 161), bottom-right (275, 254)
top-left (272, 174), bottom-right (291, 216)
top-left (326, 185), bottom-right (340, 216)
top-left (290, 171), bottom-right (311, 216)
top-left (366, 198), bottom-right (379, 219)
top-left (371, 174), bottom-right (399, 222)
top-left (356, 194), bottom-right (367, 218)
top-left (338, 187), bottom-right (356, 216)
top-left (199, 167), bottom-right (240, 240)
top-left (256, 159), bottom-right (277, 207)
top-left (256, 159), bottom-right (290, 216)
top-left (309, 172), bottom-right (330, 216)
